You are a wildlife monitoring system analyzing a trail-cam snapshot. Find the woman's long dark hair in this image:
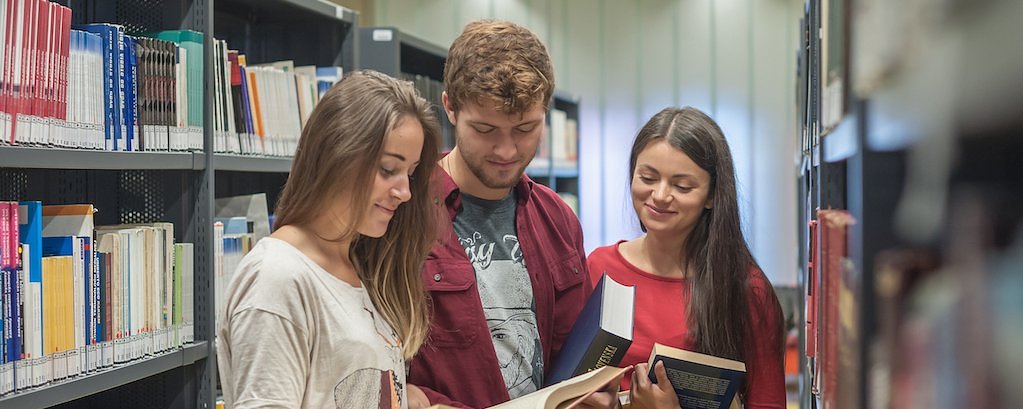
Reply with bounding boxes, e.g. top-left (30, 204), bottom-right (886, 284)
top-left (629, 107), bottom-right (783, 397)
